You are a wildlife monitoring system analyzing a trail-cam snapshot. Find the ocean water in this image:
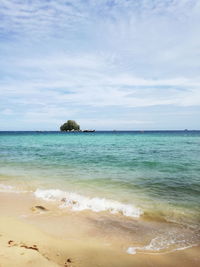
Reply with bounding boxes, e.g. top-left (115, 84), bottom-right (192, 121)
top-left (0, 131), bottom-right (200, 253)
